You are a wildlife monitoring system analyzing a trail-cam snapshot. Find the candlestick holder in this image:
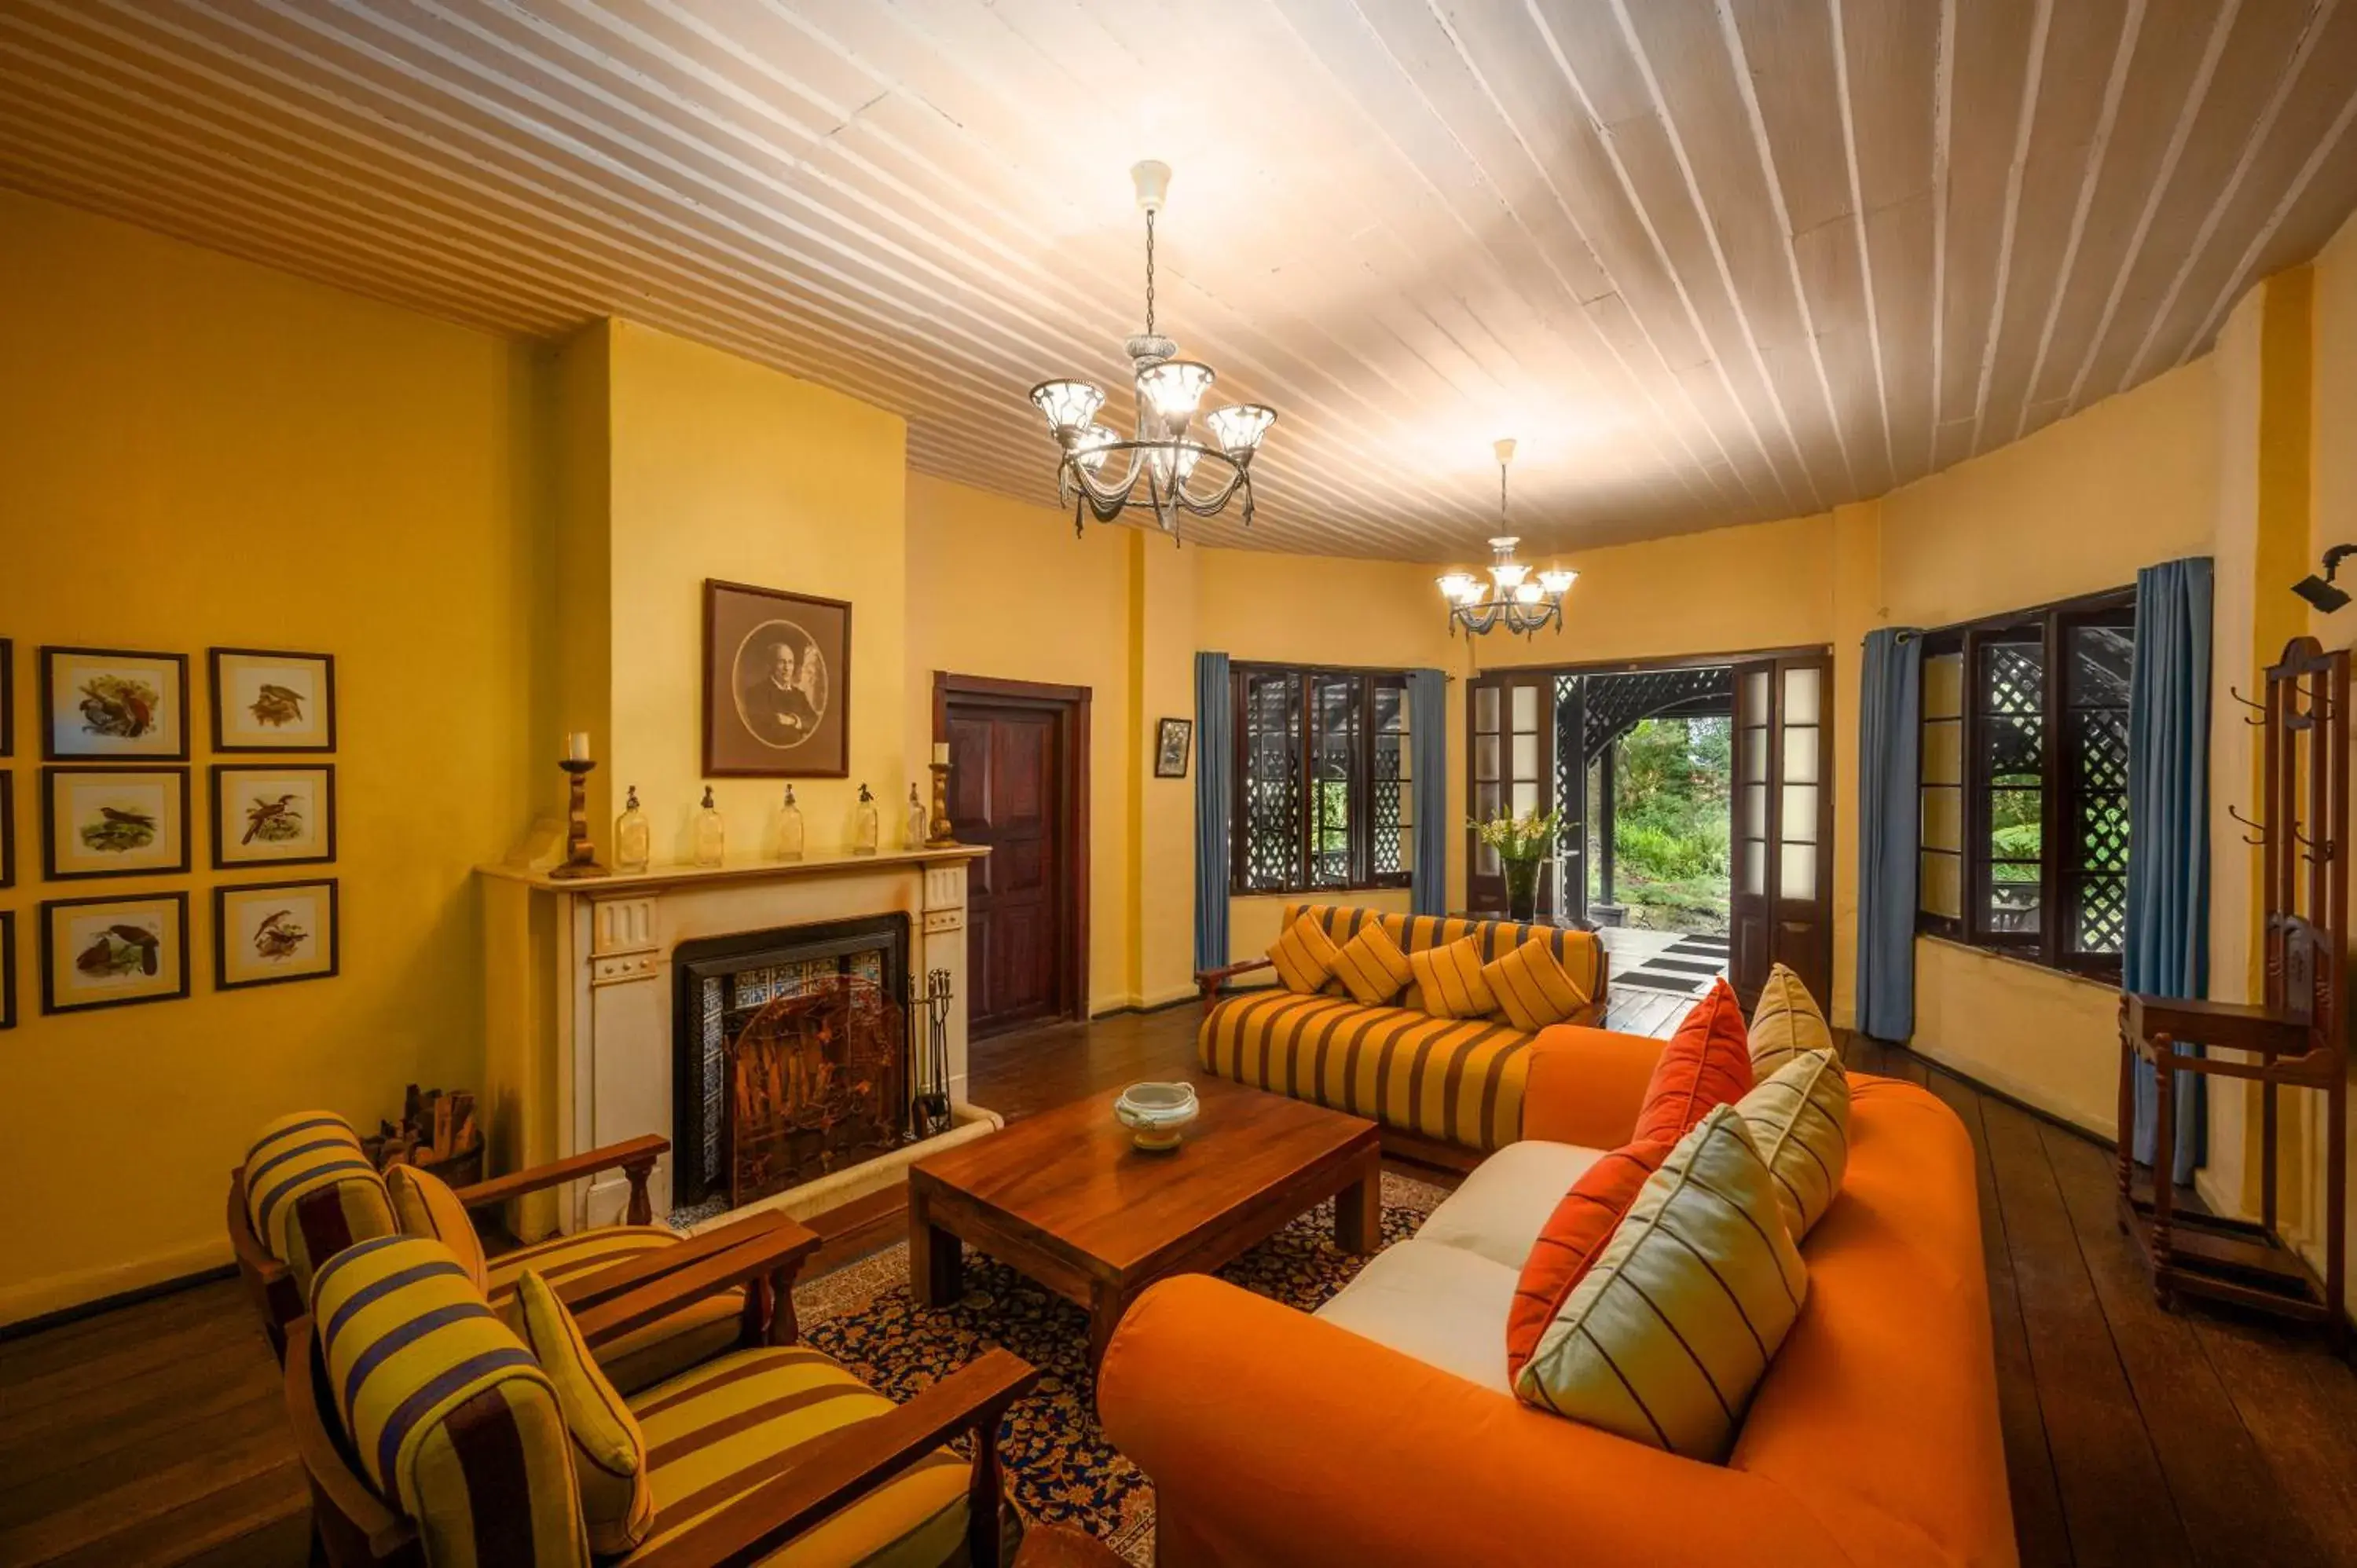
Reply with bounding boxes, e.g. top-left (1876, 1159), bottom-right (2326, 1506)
top-left (926, 760), bottom-right (957, 847)
top-left (548, 758), bottom-right (610, 880)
